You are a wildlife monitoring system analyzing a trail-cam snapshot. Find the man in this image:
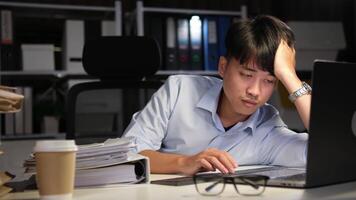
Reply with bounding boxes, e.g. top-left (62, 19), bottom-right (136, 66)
top-left (123, 15), bottom-right (311, 175)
